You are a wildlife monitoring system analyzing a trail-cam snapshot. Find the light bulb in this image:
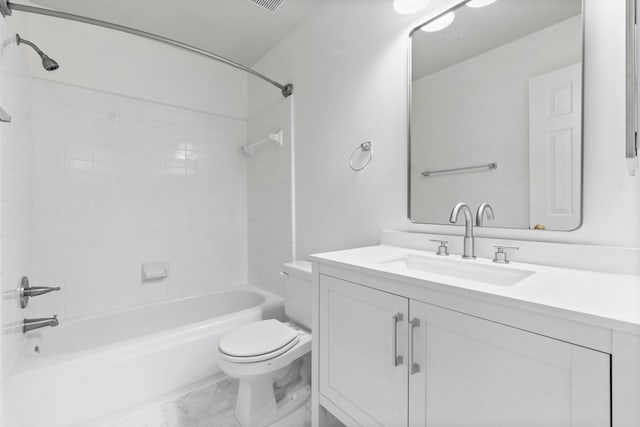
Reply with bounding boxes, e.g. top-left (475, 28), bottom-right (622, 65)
top-left (420, 12), bottom-right (455, 32)
top-left (466, 0), bottom-right (498, 8)
top-left (393, 0), bottom-right (430, 14)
